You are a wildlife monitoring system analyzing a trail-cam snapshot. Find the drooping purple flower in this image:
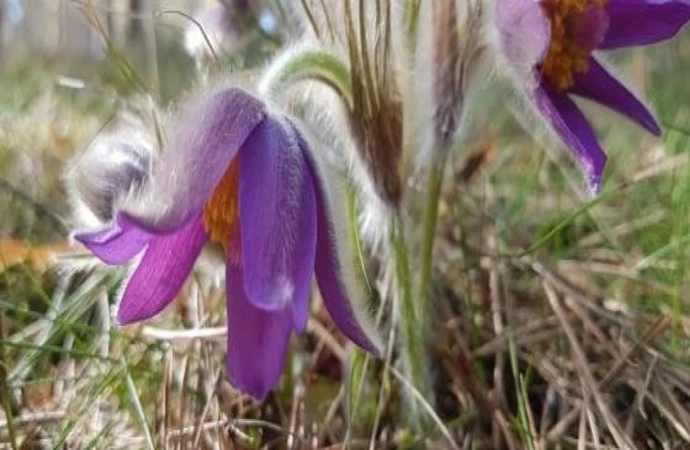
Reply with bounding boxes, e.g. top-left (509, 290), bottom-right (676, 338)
top-left (495, 0), bottom-right (690, 192)
top-left (74, 87), bottom-right (380, 400)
